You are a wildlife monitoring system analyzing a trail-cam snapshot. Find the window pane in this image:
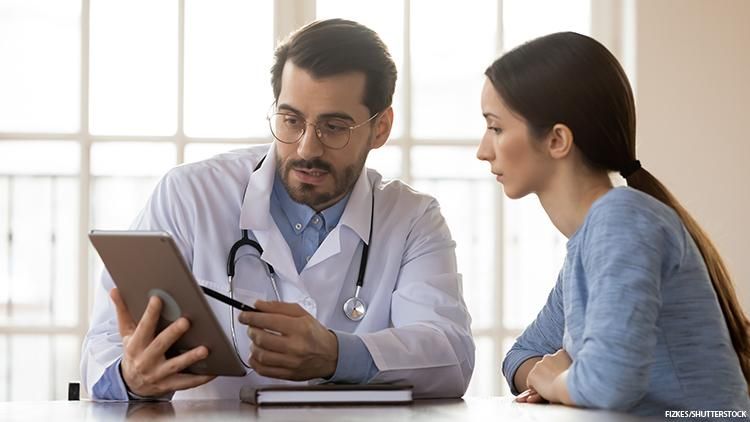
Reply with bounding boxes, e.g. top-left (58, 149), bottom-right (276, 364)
top-left (89, 0), bottom-right (177, 135)
top-left (0, 336), bottom-right (6, 400)
top-left (1, 335), bottom-right (78, 400)
top-left (503, 194), bottom-right (566, 330)
top-left (90, 143), bottom-right (175, 305)
top-left (316, 1), bottom-right (405, 139)
top-left (503, 0), bottom-right (591, 51)
top-left (411, 147), bottom-right (495, 330)
top-left (0, 142), bottom-right (80, 327)
top-left (0, 141), bottom-right (80, 175)
top-left (90, 142), bottom-right (175, 230)
top-left (0, 0), bottom-right (80, 133)
top-left (184, 0), bottom-right (274, 137)
top-left (52, 335), bottom-right (80, 400)
top-left (465, 336), bottom-right (497, 396)
top-left (10, 335), bottom-right (50, 400)
top-left (411, 0), bottom-right (496, 140)
top-left (365, 145), bottom-right (401, 180)
top-left (183, 142), bottom-right (253, 164)
top-left (90, 142), bottom-right (176, 177)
